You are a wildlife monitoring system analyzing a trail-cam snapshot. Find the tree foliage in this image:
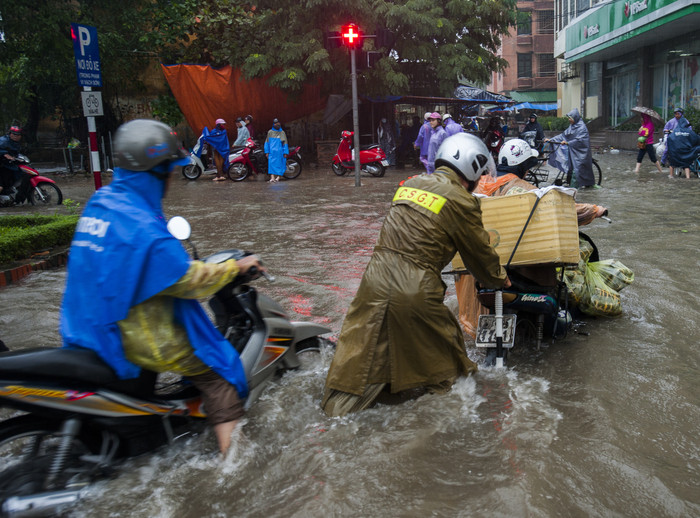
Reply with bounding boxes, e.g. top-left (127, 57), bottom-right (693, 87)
top-left (0, 0), bottom-right (517, 136)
